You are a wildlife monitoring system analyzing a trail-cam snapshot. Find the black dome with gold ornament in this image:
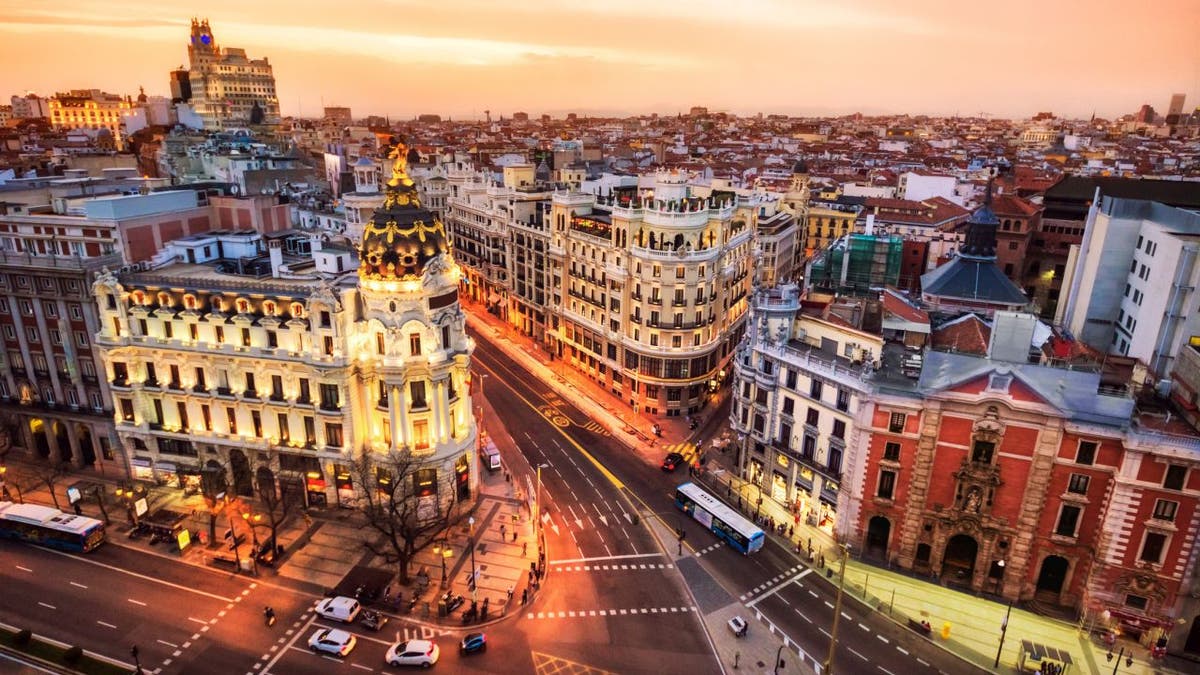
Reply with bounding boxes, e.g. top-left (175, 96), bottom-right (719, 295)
top-left (359, 141), bottom-right (451, 281)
